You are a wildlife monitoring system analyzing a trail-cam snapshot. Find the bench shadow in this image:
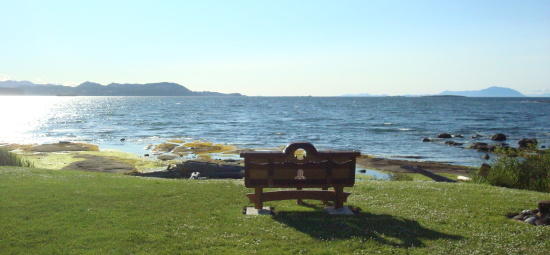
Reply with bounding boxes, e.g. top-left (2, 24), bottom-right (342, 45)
top-left (272, 204), bottom-right (464, 248)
